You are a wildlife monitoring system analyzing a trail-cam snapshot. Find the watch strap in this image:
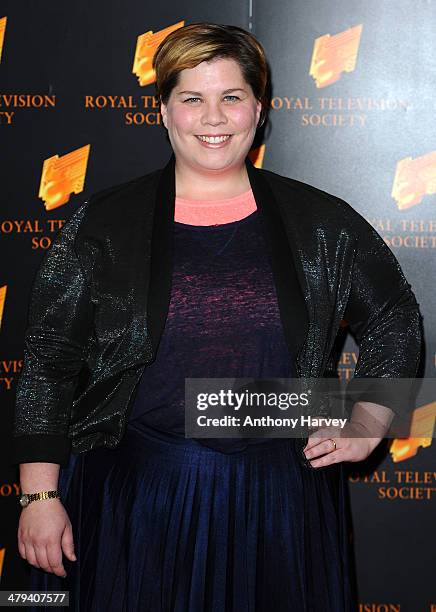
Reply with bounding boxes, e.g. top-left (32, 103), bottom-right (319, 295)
top-left (20, 490), bottom-right (61, 507)
top-left (27, 490), bottom-right (60, 502)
